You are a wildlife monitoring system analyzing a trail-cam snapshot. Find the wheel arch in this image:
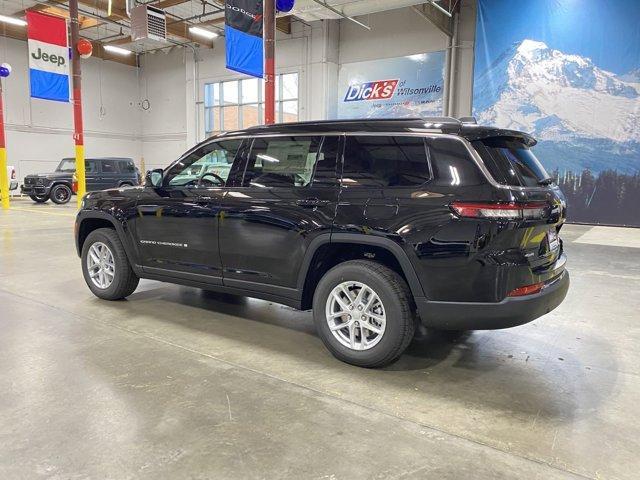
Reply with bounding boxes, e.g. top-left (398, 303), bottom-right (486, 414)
top-left (76, 212), bottom-right (139, 272)
top-left (298, 233), bottom-right (424, 310)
